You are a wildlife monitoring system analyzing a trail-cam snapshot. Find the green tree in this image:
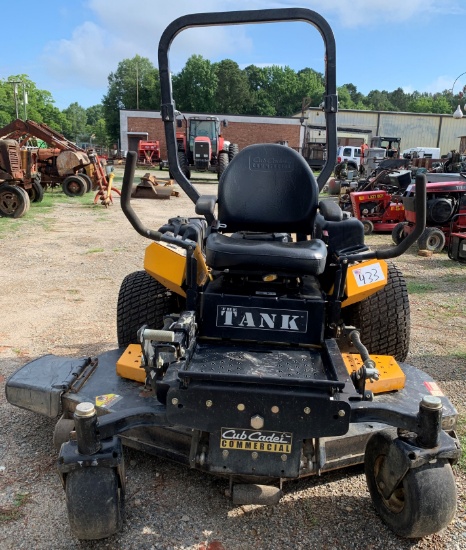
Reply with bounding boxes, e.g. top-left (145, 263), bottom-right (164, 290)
top-left (296, 68), bottom-right (325, 110)
top-left (213, 59), bottom-right (251, 114)
top-left (0, 75), bottom-right (68, 132)
top-left (363, 90), bottom-right (396, 111)
top-left (63, 102), bottom-right (88, 141)
top-left (93, 118), bottom-right (109, 148)
top-left (86, 104), bottom-right (104, 126)
top-left (172, 55), bottom-right (218, 112)
top-left (102, 55), bottom-right (161, 141)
